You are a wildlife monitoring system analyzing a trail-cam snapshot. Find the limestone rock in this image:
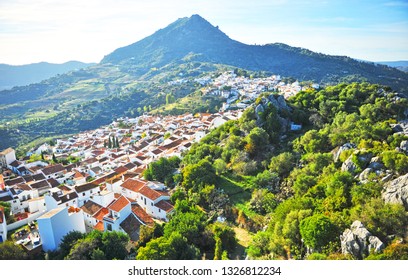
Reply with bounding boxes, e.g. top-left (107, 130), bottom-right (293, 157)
top-left (357, 152), bottom-right (372, 168)
top-left (333, 143), bottom-right (356, 162)
top-left (341, 156), bottom-right (357, 173)
top-left (358, 168), bottom-right (374, 183)
top-left (381, 173), bottom-right (393, 183)
top-left (267, 95), bottom-right (280, 109)
top-left (391, 120), bottom-right (408, 136)
top-left (255, 103), bottom-right (264, 115)
top-left (382, 173), bottom-right (408, 210)
top-left (277, 95), bottom-right (290, 111)
top-left (400, 140), bottom-right (408, 154)
top-left (340, 220), bottom-right (384, 259)
top-left (368, 157), bottom-right (384, 170)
